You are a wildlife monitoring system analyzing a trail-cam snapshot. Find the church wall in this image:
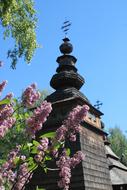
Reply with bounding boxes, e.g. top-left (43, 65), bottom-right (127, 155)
top-left (80, 125), bottom-right (113, 190)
